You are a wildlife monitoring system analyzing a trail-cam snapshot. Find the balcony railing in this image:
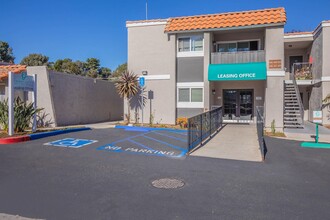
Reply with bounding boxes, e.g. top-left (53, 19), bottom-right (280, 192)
top-left (211, 50), bottom-right (266, 64)
top-left (292, 62), bottom-right (312, 80)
